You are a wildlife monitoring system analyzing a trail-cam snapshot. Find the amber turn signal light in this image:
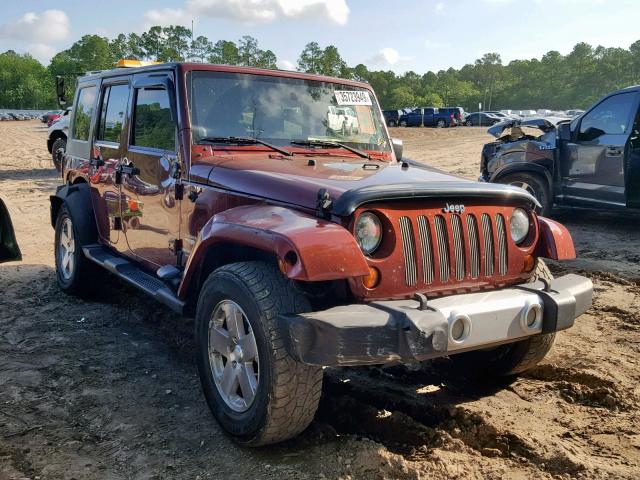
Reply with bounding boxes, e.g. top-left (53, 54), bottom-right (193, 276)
top-left (523, 255), bottom-right (536, 273)
top-left (362, 266), bottom-right (381, 289)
